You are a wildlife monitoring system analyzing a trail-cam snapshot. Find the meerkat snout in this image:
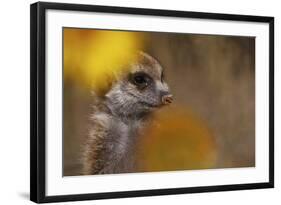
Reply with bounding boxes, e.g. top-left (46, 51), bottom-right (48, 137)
top-left (162, 94), bottom-right (173, 105)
